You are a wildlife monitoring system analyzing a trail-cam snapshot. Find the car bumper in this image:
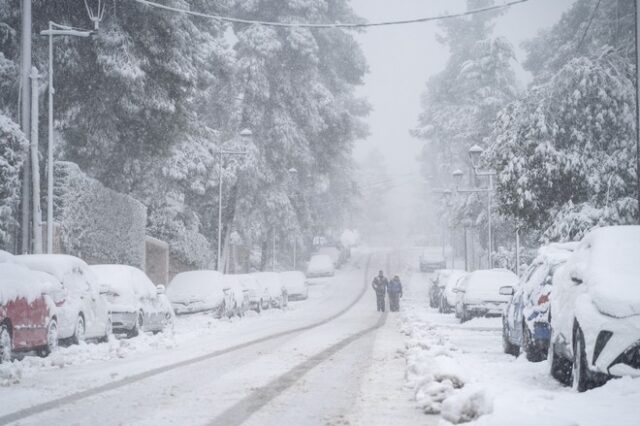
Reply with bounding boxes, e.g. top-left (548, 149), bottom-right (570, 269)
top-left (171, 301), bottom-right (216, 315)
top-left (466, 302), bottom-right (507, 317)
top-left (109, 310), bottom-right (137, 332)
top-left (575, 300), bottom-right (640, 377)
top-left (288, 293), bottom-right (308, 301)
